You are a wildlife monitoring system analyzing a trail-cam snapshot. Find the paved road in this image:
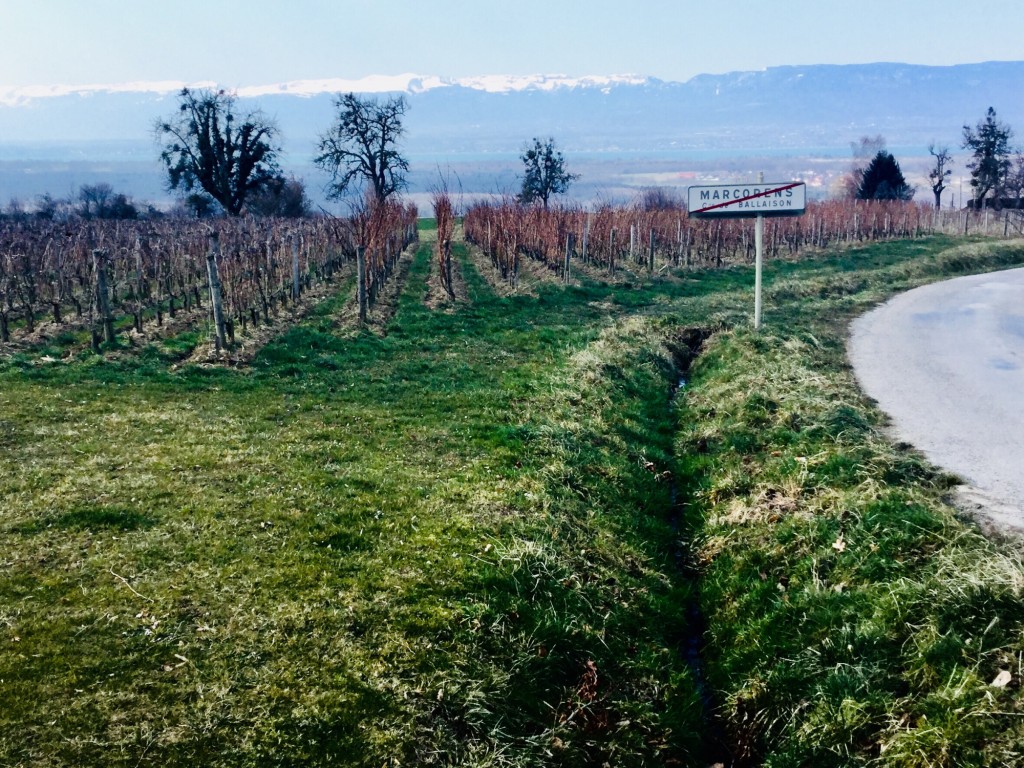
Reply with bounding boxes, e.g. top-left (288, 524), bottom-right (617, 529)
top-left (849, 268), bottom-right (1024, 529)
